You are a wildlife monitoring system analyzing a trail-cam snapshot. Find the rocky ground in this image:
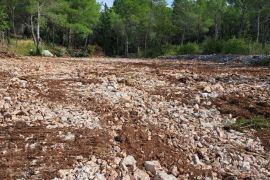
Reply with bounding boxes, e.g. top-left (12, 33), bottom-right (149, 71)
top-left (0, 57), bottom-right (269, 180)
top-left (163, 54), bottom-right (270, 66)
